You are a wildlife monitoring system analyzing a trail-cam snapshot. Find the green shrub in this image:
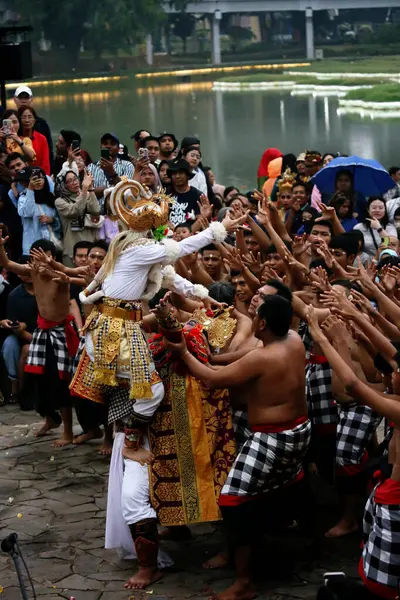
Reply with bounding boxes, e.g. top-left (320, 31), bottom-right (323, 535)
top-left (345, 83), bottom-right (400, 102)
